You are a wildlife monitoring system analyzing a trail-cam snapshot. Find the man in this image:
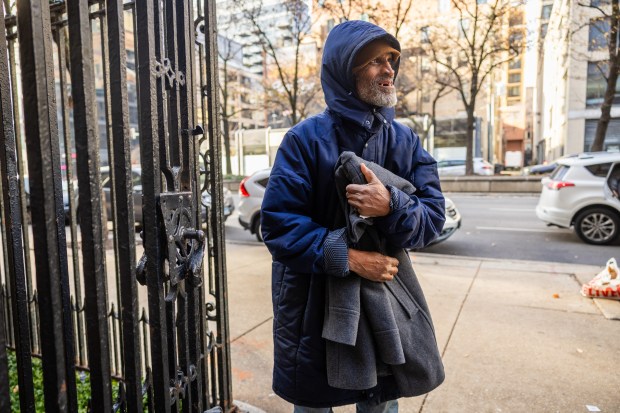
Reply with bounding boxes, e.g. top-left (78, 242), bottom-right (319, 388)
top-left (261, 20), bottom-right (445, 412)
